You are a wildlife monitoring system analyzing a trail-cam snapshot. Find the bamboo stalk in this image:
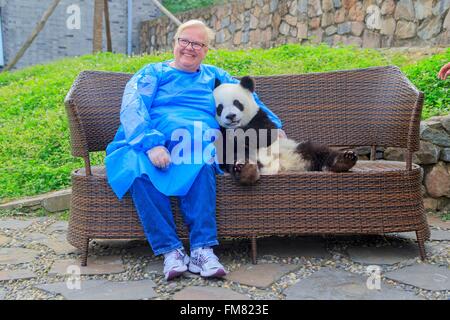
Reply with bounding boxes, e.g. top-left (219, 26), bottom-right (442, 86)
top-left (2, 0), bottom-right (62, 72)
top-left (149, 0), bottom-right (182, 26)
